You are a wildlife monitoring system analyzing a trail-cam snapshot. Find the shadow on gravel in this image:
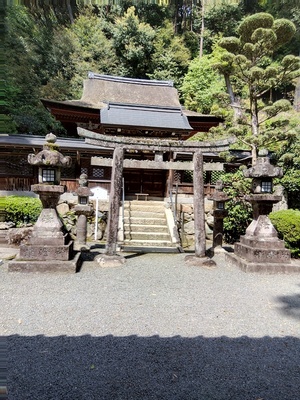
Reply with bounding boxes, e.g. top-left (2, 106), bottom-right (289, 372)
top-left (276, 284), bottom-right (300, 320)
top-left (7, 334), bottom-right (300, 400)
